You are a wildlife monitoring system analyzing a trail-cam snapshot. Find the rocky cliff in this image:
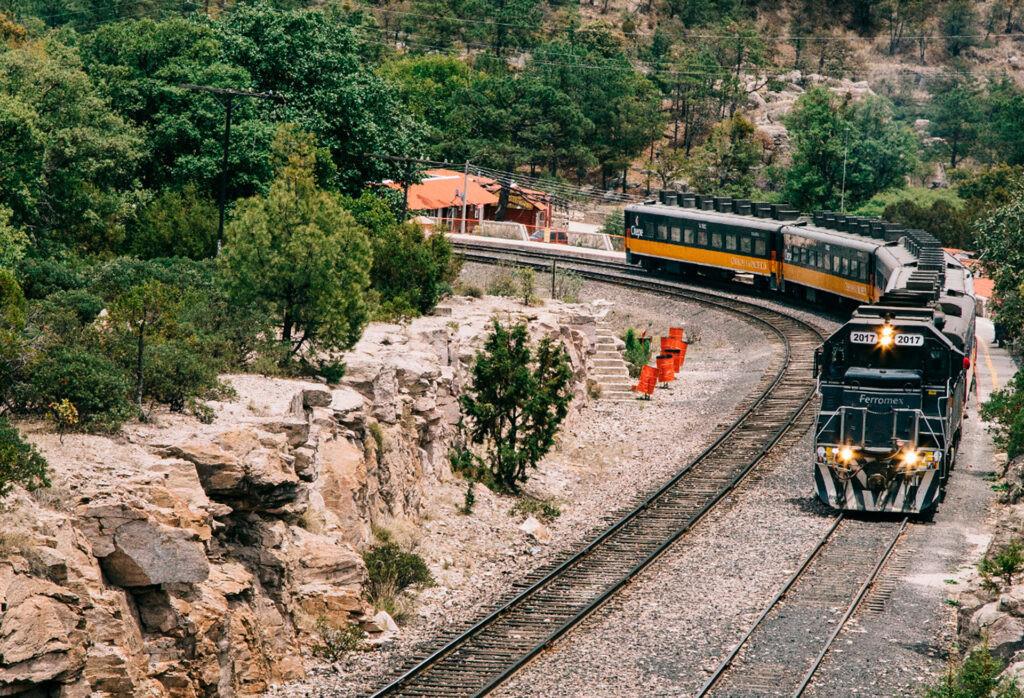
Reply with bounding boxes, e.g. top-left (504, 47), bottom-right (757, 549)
top-left (0, 296), bottom-right (596, 697)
